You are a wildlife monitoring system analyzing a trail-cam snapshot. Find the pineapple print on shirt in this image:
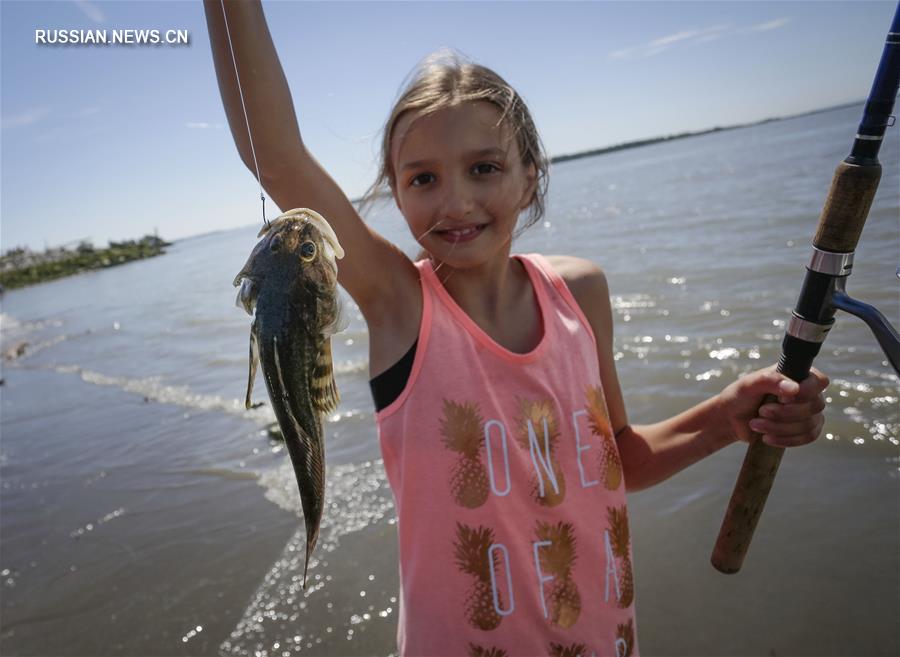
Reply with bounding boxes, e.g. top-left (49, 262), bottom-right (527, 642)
top-left (440, 399), bottom-right (490, 508)
top-left (585, 385), bottom-right (622, 491)
top-left (548, 642), bottom-right (589, 657)
top-left (468, 645), bottom-right (509, 657)
top-left (534, 521), bottom-right (581, 628)
top-left (616, 619), bottom-right (635, 657)
top-left (605, 505), bottom-right (634, 608)
top-left (514, 398), bottom-right (566, 506)
top-left (454, 523), bottom-right (508, 630)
